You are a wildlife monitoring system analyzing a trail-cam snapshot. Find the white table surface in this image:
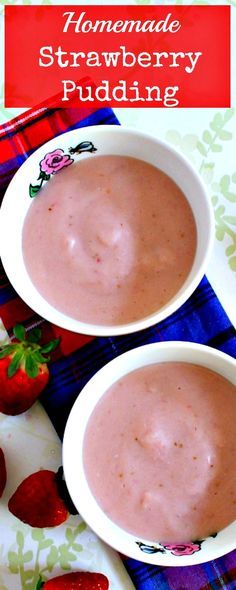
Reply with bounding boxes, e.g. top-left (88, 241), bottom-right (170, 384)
top-left (0, 1), bottom-right (235, 589)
